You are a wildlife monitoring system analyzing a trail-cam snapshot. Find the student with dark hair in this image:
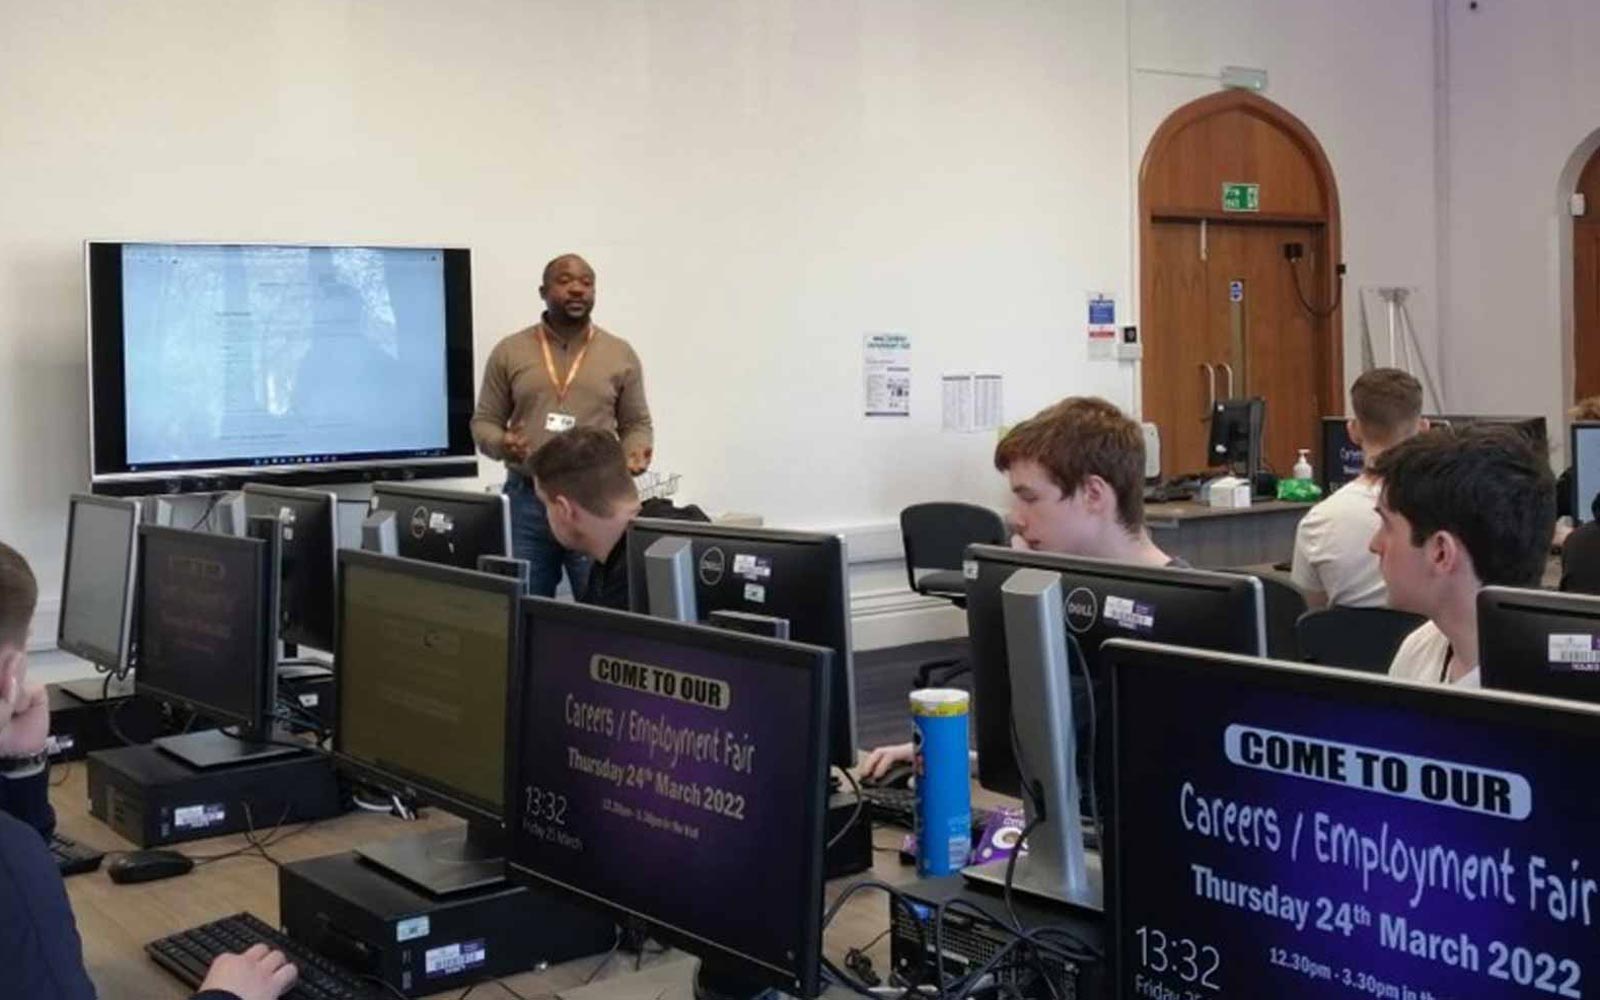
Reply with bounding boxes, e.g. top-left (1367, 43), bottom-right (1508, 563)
top-left (0, 541), bottom-right (297, 1000)
top-left (530, 428), bottom-right (707, 611)
top-left (1369, 426), bottom-right (1557, 687)
top-left (1291, 368), bottom-right (1425, 608)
